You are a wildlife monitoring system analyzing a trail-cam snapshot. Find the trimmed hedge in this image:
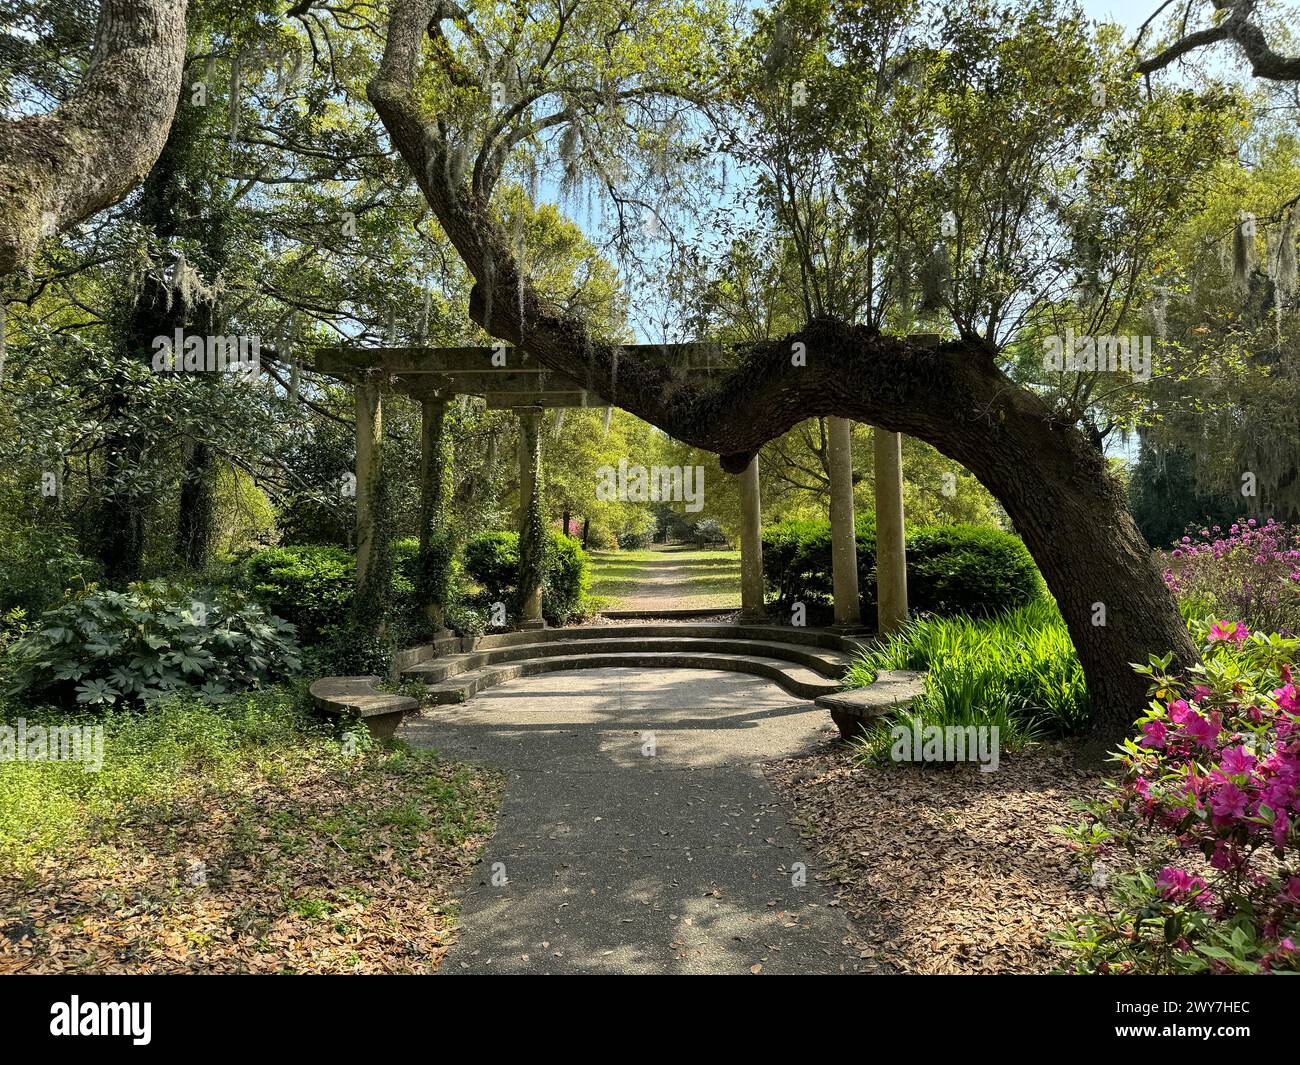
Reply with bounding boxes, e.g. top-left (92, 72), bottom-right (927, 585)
top-left (463, 530), bottom-right (592, 625)
top-left (762, 516), bottom-right (1041, 619)
top-left (242, 545), bottom-right (355, 641)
